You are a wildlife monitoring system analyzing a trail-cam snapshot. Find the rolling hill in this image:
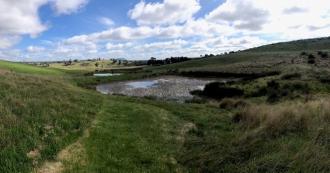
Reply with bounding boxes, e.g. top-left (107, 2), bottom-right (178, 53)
top-left (0, 37), bottom-right (329, 173)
